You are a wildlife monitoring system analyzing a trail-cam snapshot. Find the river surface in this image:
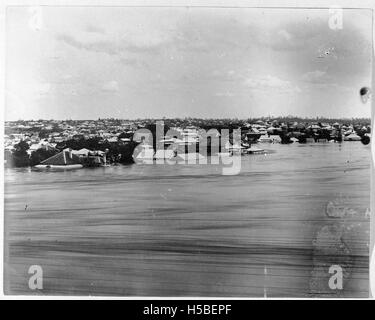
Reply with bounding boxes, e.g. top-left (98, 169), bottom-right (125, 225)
top-left (4, 142), bottom-right (371, 297)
